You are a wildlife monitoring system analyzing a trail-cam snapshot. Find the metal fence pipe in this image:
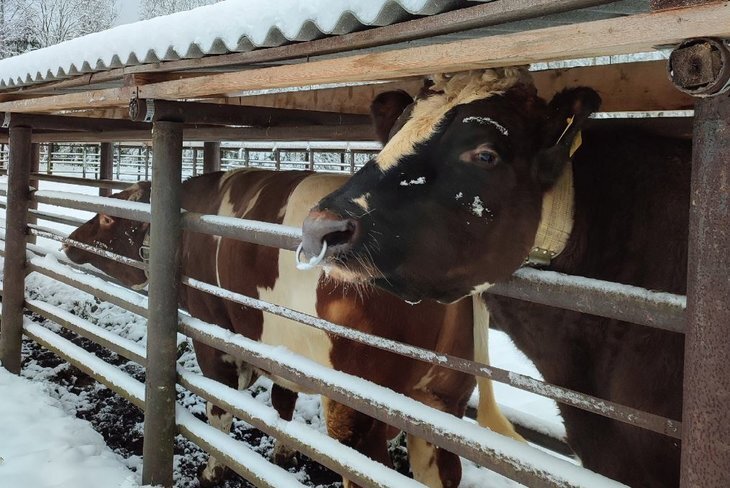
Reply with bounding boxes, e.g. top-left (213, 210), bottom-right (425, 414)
top-left (27, 207), bottom-right (86, 227)
top-left (182, 275), bottom-right (680, 438)
top-left (489, 268), bottom-right (686, 333)
top-left (22, 321), bottom-right (146, 409)
top-left (23, 241), bottom-right (142, 293)
top-left (182, 212), bottom-right (300, 251)
top-left (142, 120), bottom-right (183, 488)
top-left (33, 190), bottom-right (152, 222)
top-left (21, 316), bottom-right (300, 488)
top-left (28, 226), bottom-right (146, 270)
top-left (100, 142), bottom-right (116, 197)
top-left (680, 89), bottom-right (730, 487)
top-left (27, 259), bottom-right (149, 318)
top-left (178, 367), bottom-right (420, 488)
top-left (203, 141), bottom-right (221, 173)
top-left (31, 173), bottom-right (128, 191)
top-left (175, 407), bottom-right (308, 488)
top-left (25, 299), bottom-right (147, 366)
top-left (178, 315), bottom-right (625, 488)
top-left (27, 143), bottom-right (40, 245)
top-left (0, 125), bottom-right (32, 373)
